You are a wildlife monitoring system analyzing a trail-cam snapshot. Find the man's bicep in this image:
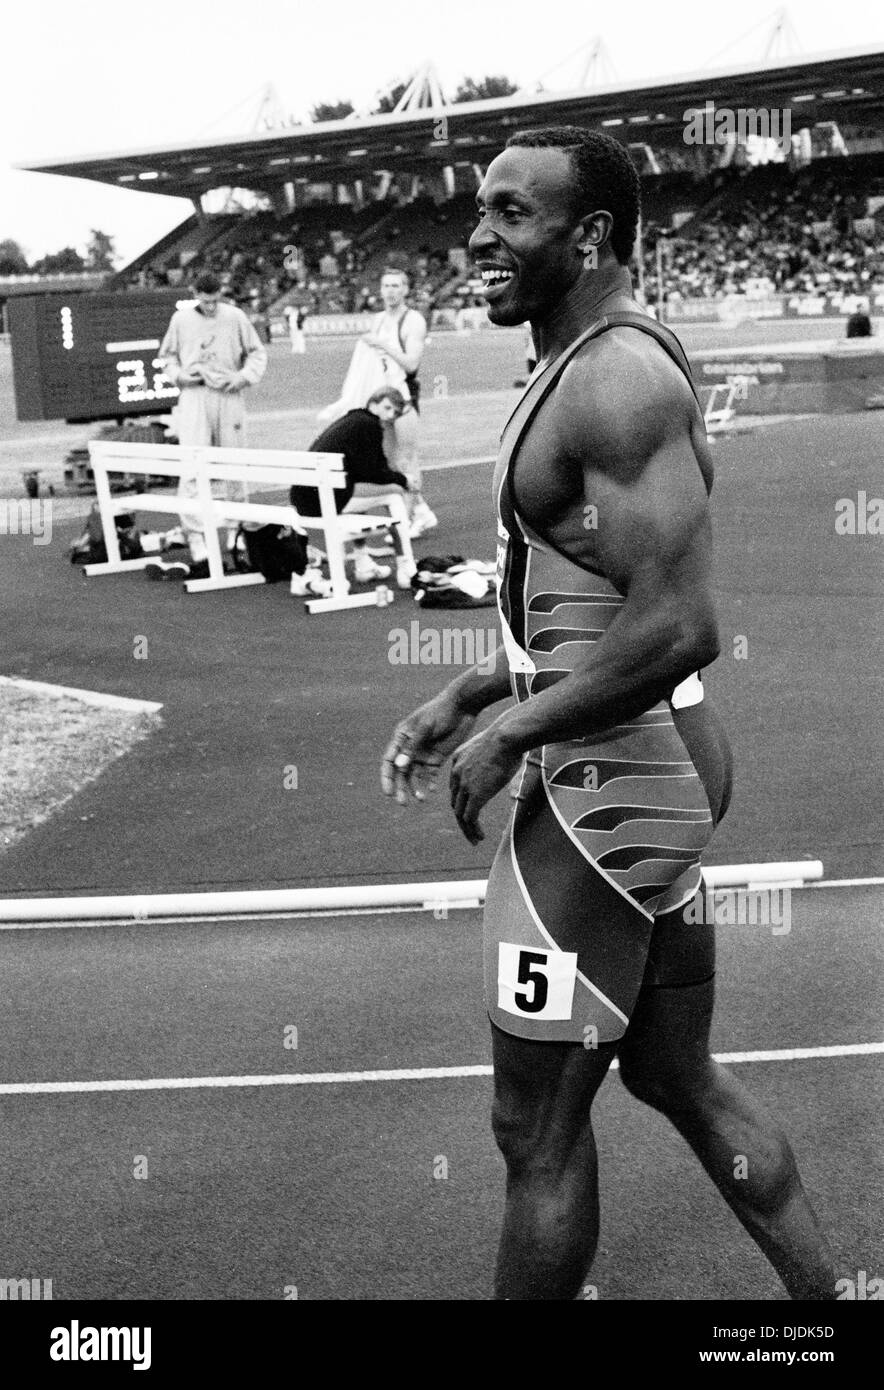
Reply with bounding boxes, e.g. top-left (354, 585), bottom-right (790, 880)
top-left (590, 435), bottom-right (713, 601)
top-left (402, 313), bottom-right (426, 360)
